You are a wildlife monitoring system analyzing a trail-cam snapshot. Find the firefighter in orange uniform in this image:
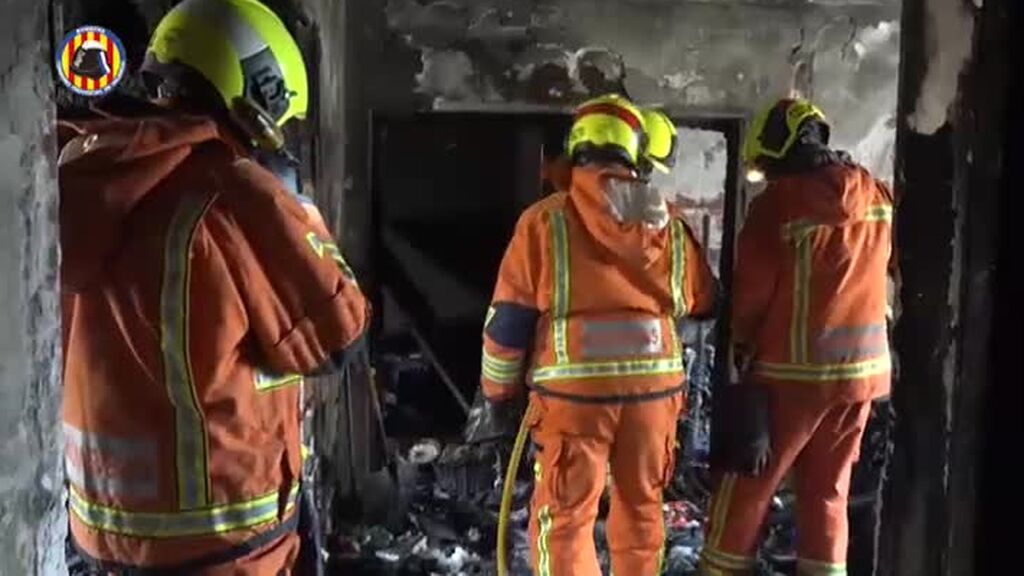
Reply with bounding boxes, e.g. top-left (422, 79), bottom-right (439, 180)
top-left (699, 99), bottom-right (893, 576)
top-left (59, 0), bottom-right (368, 573)
top-left (481, 94), bottom-right (718, 576)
